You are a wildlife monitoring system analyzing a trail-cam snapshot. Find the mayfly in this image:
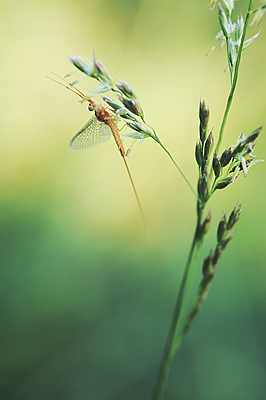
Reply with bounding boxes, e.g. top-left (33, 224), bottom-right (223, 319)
top-left (48, 74), bottom-right (151, 243)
